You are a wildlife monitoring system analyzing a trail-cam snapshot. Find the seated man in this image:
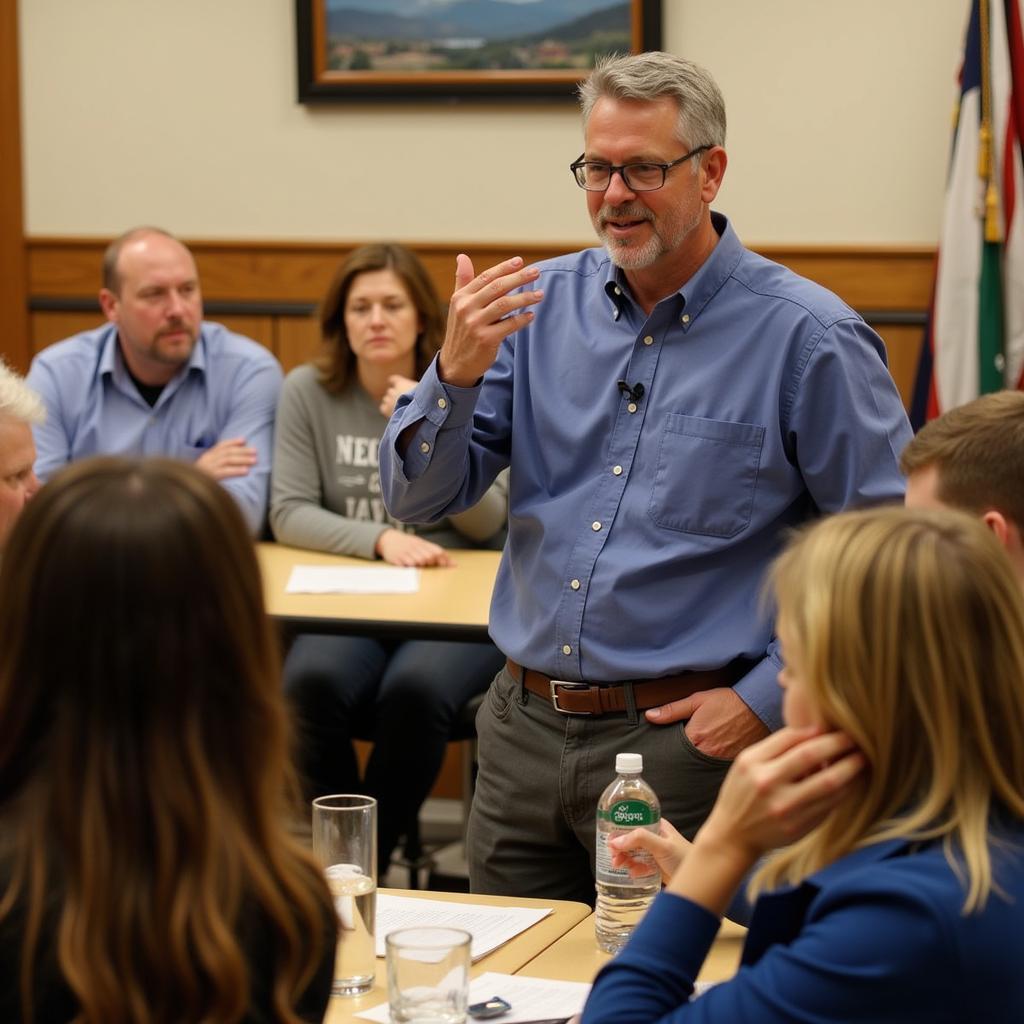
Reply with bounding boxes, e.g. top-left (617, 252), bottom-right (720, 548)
top-left (0, 361), bottom-right (44, 551)
top-left (901, 390), bottom-right (1024, 581)
top-left (27, 227), bottom-right (282, 534)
